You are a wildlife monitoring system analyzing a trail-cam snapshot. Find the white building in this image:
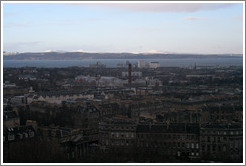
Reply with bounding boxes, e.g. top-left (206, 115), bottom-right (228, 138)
top-left (138, 60), bottom-right (146, 68)
top-left (26, 91), bottom-right (94, 104)
top-left (98, 76), bottom-right (126, 87)
top-left (75, 75), bottom-right (97, 83)
top-left (149, 62), bottom-right (160, 69)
